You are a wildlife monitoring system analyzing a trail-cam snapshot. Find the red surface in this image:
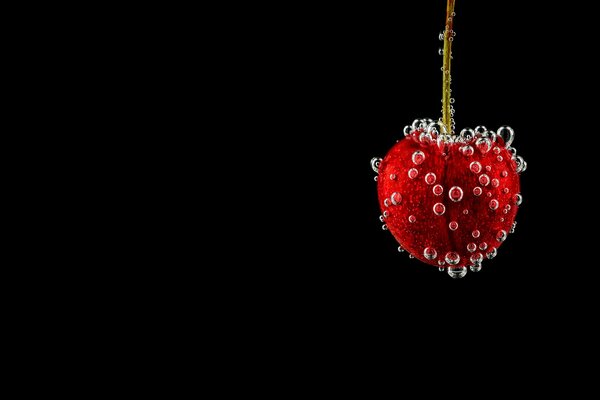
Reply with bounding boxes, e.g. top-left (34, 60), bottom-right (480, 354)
top-left (377, 134), bottom-right (520, 268)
